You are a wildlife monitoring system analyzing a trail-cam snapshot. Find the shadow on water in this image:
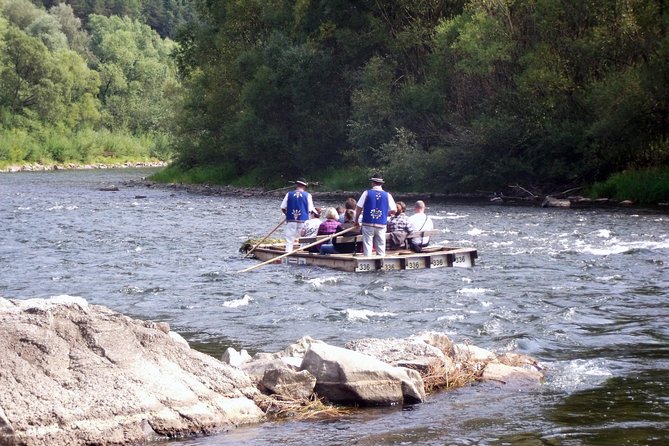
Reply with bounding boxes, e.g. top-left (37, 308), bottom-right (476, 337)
top-left (547, 369), bottom-right (669, 445)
